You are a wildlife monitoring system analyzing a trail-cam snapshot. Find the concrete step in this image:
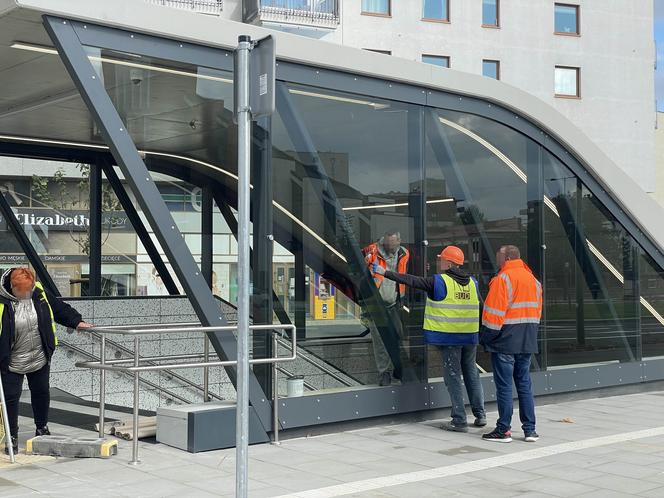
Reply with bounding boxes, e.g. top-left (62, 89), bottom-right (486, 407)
top-left (27, 435), bottom-right (118, 458)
